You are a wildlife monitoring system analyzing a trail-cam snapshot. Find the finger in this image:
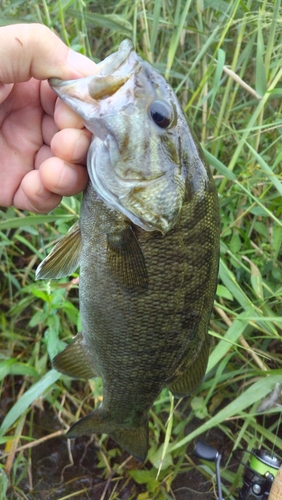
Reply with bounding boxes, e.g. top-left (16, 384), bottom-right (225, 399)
top-left (13, 169), bottom-right (62, 213)
top-left (42, 114), bottom-right (59, 146)
top-left (51, 128), bottom-right (91, 163)
top-left (40, 79), bottom-right (57, 116)
top-left (40, 81), bottom-right (88, 127)
top-left (0, 24), bottom-right (98, 84)
top-left (0, 83), bottom-right (14, 103)
top-left (35, 145), bottom-right (54, 169)
top-left (39, 157), bottom-right (89, 196)
top-left (53, 98), bottom-right (85, 129)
